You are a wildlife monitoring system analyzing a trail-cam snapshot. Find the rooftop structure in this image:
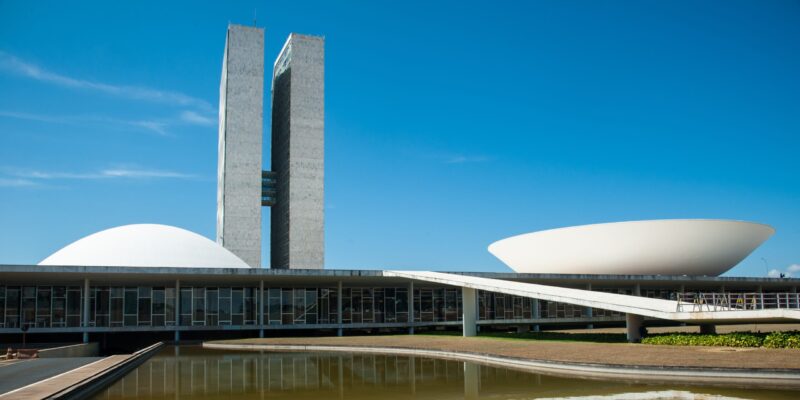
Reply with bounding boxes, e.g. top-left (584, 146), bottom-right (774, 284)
top-left (489, 219), bottom-right (774, 276)
top-left (39, 224), bottom-right (249, 268)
